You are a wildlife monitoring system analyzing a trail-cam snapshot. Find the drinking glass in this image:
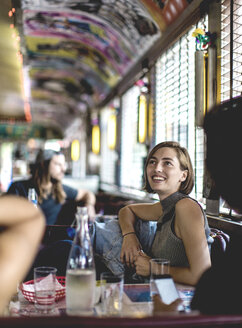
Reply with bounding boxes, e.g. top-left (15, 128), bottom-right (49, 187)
top-left (100, 272), bottom-right (124, 316)
top-left (150, 258), bottom-right (170, 297)
top-left (34, 266), bottom-right (57, 313)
